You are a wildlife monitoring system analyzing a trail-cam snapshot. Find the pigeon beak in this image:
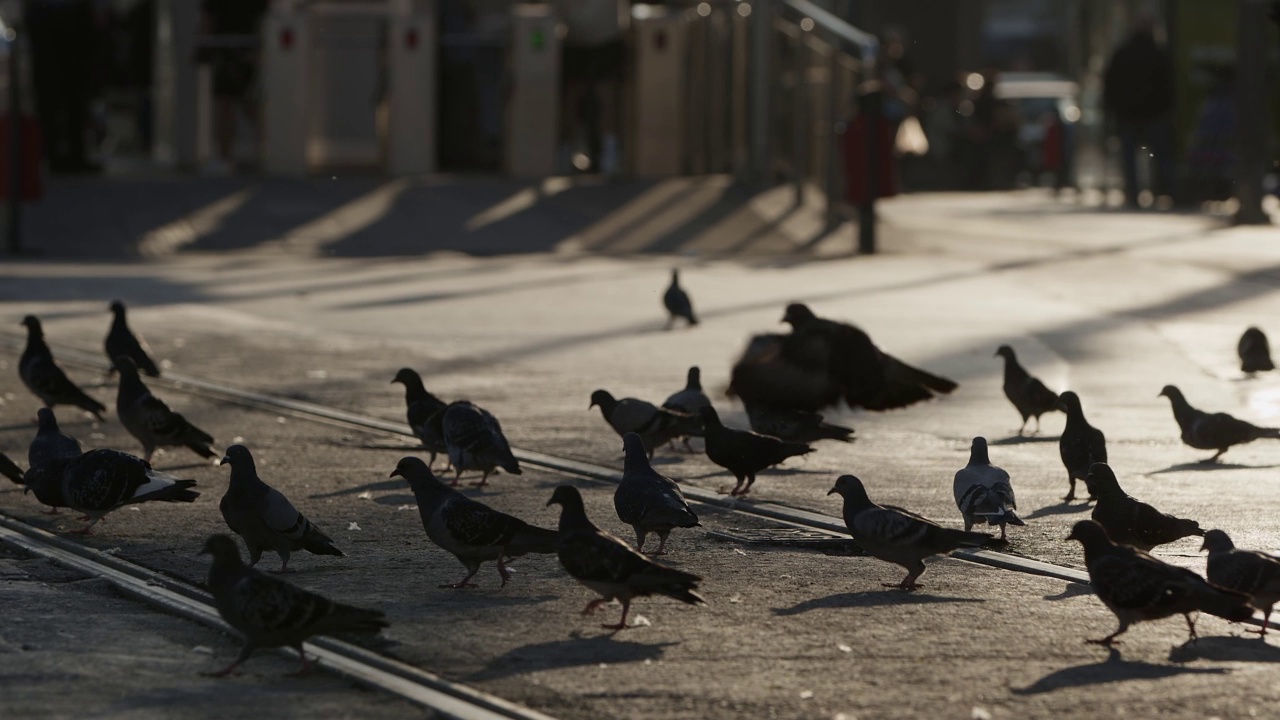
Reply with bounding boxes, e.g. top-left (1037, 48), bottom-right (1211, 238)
top-left (218, 456), bottom-right (230, 466)
top-left (389, 469), bottom-right (401, 478)
top-left (826, 488), bottom-right (837, 496)
top-left (588, 402), bottom-right (596, 409)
